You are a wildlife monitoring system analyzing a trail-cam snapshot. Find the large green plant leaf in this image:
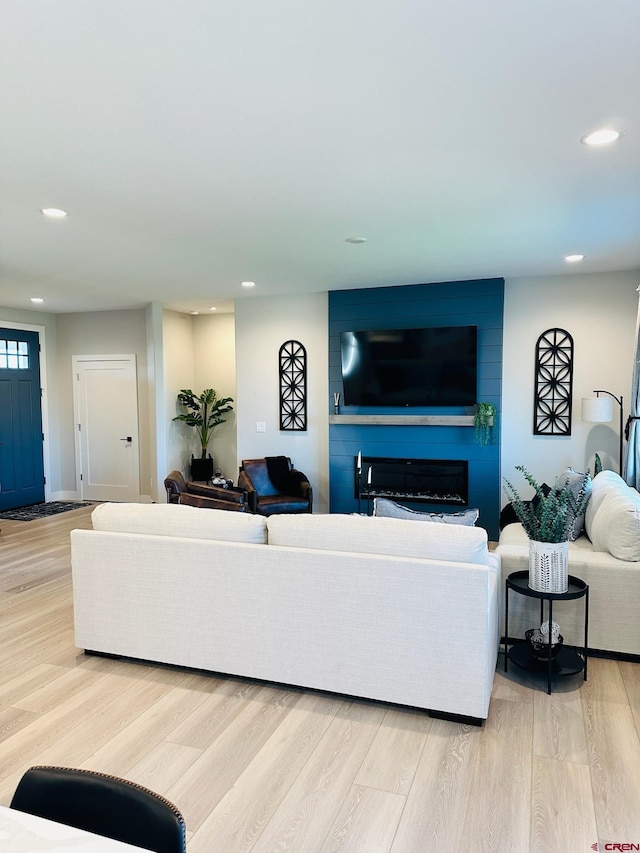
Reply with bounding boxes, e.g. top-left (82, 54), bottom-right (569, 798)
top-left (173, 388), bottom-right (234, 458)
